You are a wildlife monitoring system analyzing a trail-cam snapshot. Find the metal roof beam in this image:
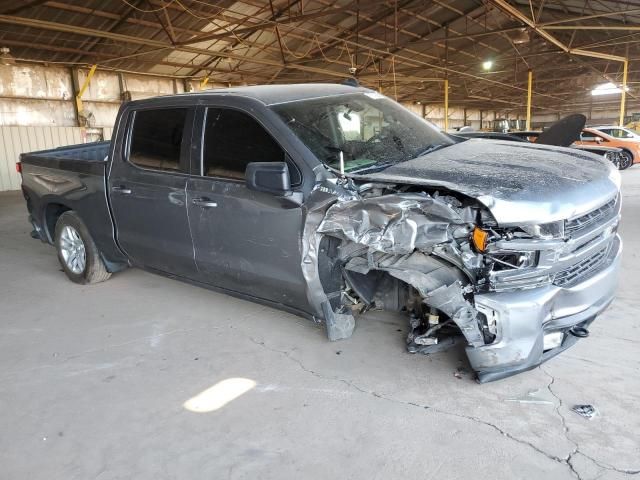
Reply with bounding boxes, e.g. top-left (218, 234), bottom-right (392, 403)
top-left (0, 13), bottom-right (357, 79)
top-left (176, 5), bottom-right (352, 46)
top-left (490, 0), bottom-right (626, 61)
